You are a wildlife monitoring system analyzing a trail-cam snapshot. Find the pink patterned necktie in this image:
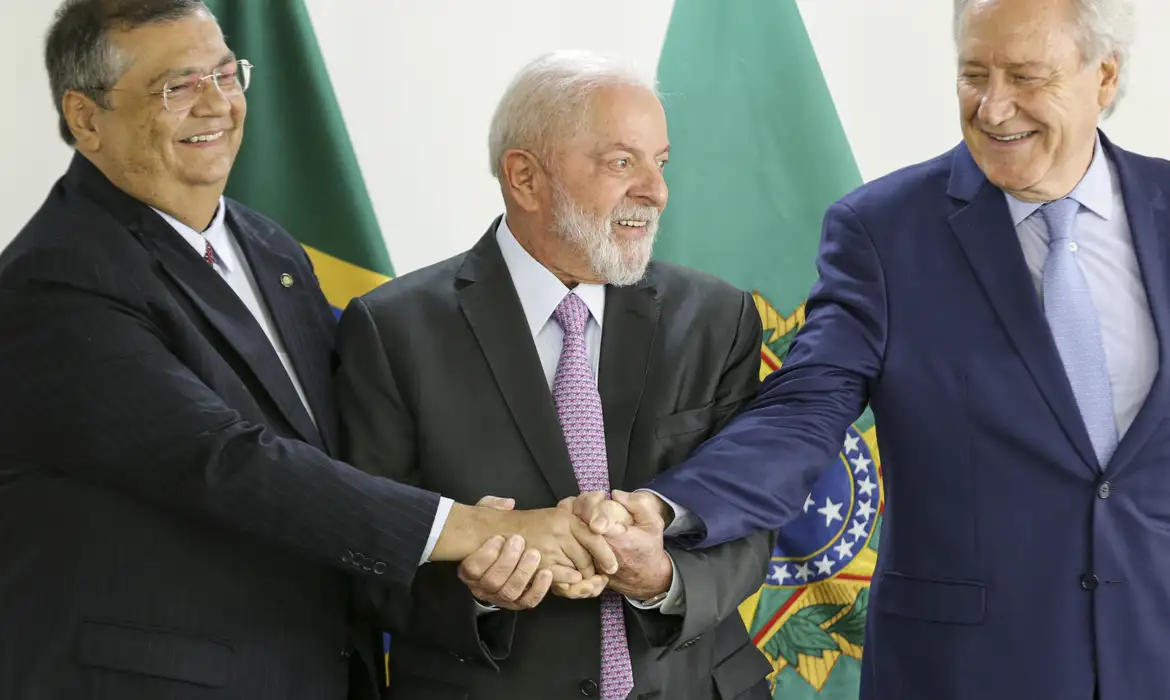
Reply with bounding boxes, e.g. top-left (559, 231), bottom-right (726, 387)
top-left (551, 292), bottom-right (634, 700)
top-left (203, 238), bottom-right (216, 266)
